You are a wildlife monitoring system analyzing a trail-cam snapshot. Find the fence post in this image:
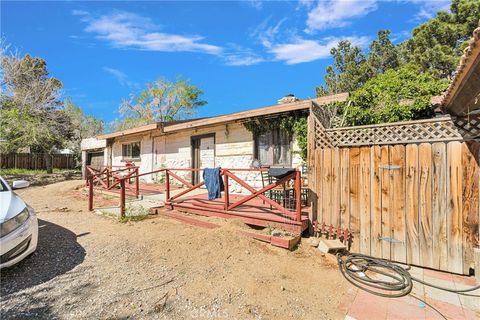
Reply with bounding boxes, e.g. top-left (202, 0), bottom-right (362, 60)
top-left (135, 167), bottom-right (139, 199)
top-left (165, 170), bottom-right (170, 205)
top-left (224, 170), bottom-right (229, 210)
top-left (120, 178), bottom-right (126, 218)
top-left (88, 176), bottom-right (94, 211)
top-left (106, 168), bottom-right (110, 188)
top-left (295, 170), bottom-right (301, 222)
